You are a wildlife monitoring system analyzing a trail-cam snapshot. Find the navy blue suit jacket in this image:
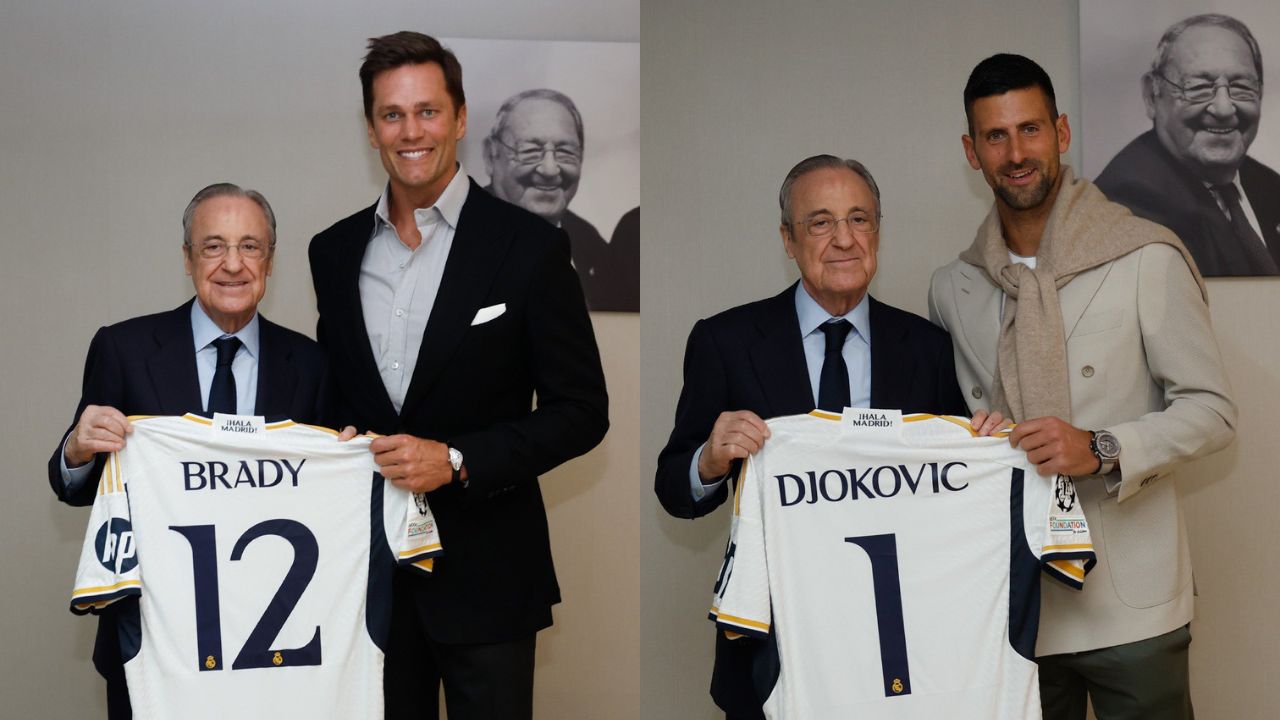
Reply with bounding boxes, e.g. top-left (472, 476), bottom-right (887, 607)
top-left (654, 286), bottom-right (967, 717)
top-left (48, 299), bottom-right (330, 678)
